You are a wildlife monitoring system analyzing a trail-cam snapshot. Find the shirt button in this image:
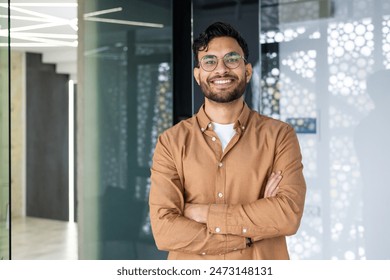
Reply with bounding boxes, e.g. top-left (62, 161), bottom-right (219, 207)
top-left (242, 228), bottom-right (247, 233)
top-left (218, 162), bottom-right (223, 167)
top-left (212, 137), bottom-right (216, 141)
top-left (215, 227), bottom-right (221, 233)
top-left (218, 192), bottom-right (223, 198)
